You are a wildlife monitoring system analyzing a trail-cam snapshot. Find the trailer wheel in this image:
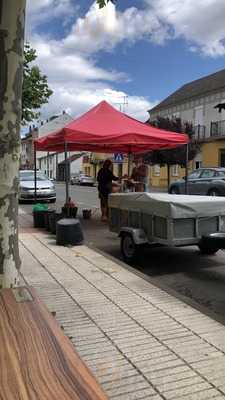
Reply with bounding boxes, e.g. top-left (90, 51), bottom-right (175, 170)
top-left (198, 241), bottom-right (219, 255)
top-left (121, 234), bottom-right (139, 264)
